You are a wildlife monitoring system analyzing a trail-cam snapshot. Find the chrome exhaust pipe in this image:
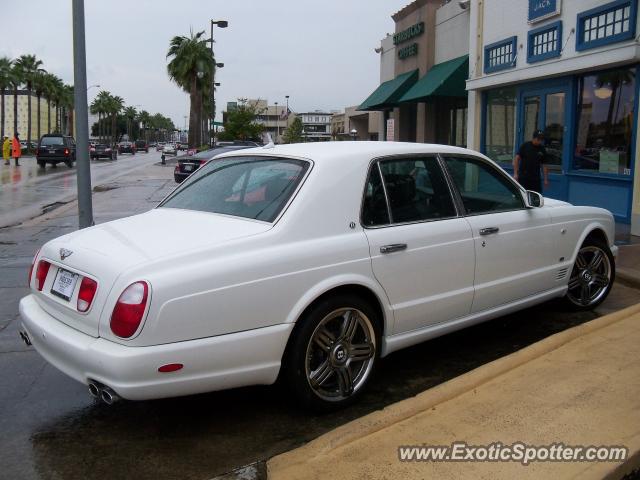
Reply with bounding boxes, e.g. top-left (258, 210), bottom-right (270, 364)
top-left (19, 331), bottom-right (32, 346)
top-left (101, 387), bottom-right (120, 405)
top-left (88, 382), bottom-right (101, 399)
